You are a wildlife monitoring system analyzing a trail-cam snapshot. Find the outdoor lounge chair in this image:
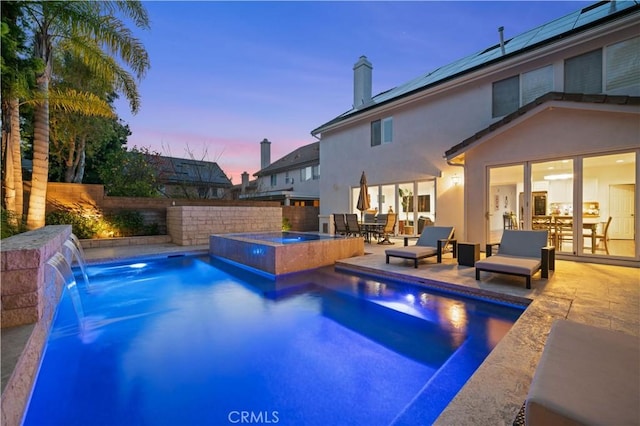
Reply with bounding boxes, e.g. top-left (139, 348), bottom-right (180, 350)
top-left (385, 226), bottom-right (456, 268)
top-left (475, 229), bottom-right (554, 289)
top-left (525, 319), bottom-right (639, 426)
